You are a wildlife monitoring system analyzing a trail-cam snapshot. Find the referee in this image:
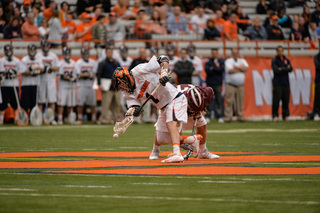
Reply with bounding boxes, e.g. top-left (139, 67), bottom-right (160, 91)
top-left (271, 46), bottom-right (293, 121)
